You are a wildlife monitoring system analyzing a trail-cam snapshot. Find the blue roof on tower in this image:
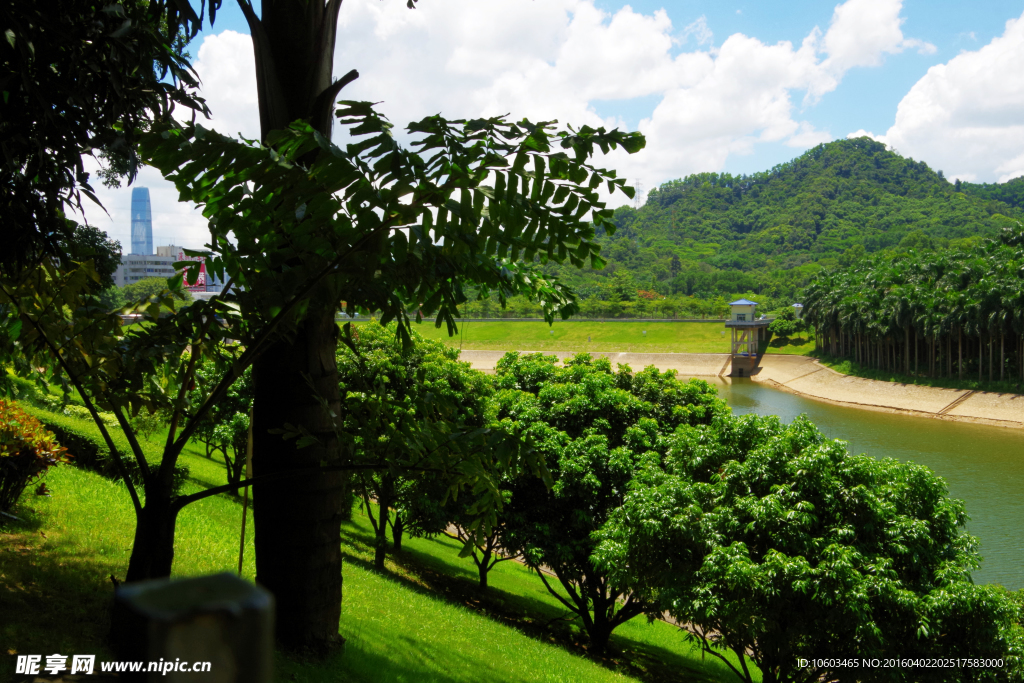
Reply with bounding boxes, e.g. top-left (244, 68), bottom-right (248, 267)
top-left (729, 299), bottom-right (759, 306)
